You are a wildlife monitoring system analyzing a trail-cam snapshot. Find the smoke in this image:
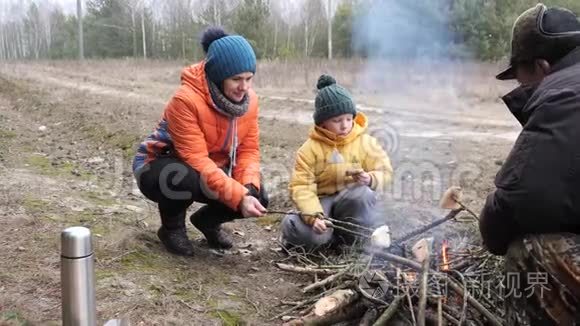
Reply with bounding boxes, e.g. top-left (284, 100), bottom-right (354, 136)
top-left (352, 0), bottom-right (452, 60)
